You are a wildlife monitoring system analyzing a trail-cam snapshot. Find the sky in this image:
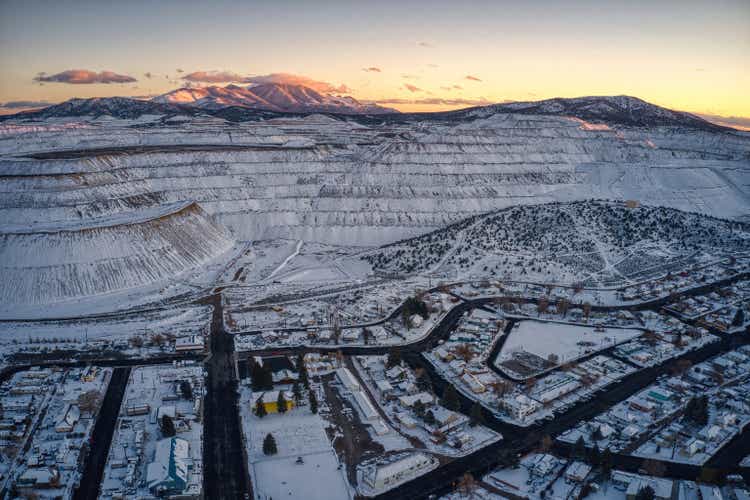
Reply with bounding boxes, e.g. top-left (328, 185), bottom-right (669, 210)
top-left (0, 0), bottom-right (748, 126)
